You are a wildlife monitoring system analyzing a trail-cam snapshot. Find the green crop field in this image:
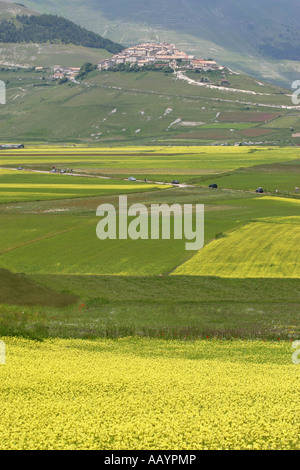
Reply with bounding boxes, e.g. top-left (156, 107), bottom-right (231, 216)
top-left (0, 168), bottom-right (167, 203)
top-left (1, 145), bottom-right (300, 177)
top-left (0, 145), bottom-right (299, 342)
